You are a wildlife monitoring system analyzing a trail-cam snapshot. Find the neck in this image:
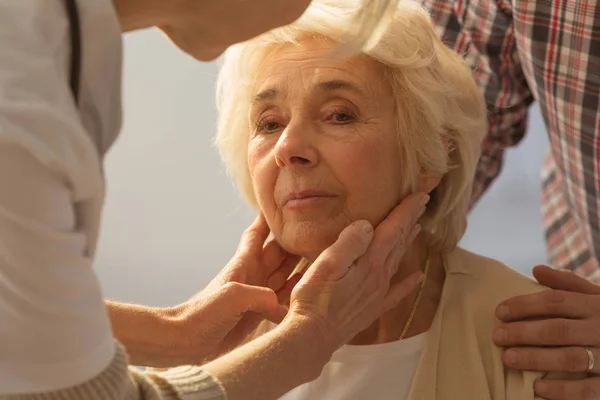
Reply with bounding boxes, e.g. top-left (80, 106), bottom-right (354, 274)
top-left (112, 0), bottom-right (176, 32)
top-left (348, 234), bottom-right (446, 345)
